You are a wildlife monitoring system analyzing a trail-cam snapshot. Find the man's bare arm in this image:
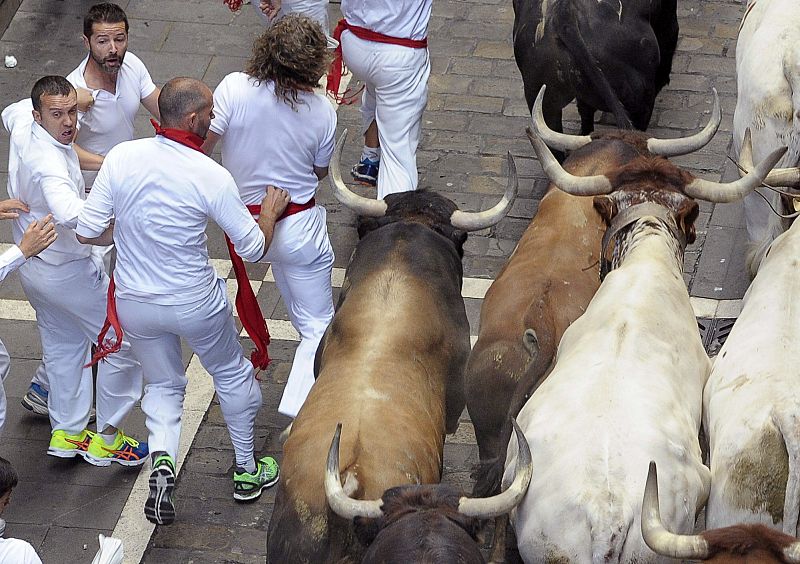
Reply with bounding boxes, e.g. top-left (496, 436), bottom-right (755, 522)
top-left (142, 87), bottom-right (161, 120)
top-left (74, 144), bottom-right (104, 171)
top-left (76, 223), bottom-right (114, 246)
